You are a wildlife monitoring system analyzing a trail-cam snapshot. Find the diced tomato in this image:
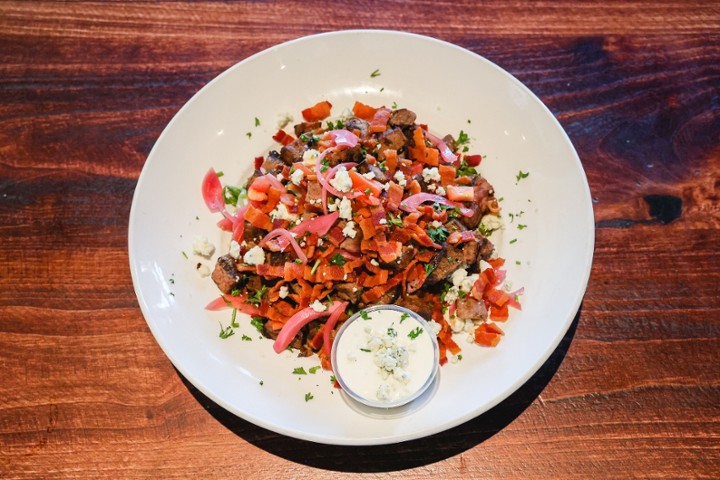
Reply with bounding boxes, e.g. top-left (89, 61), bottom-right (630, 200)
top-left (301, 100), bottom-right (333, 122)
top-left (272, 129), bottom-right (295, 145)
top-left (464, 154), bottom-right (483, 166)
top-left (475, 322), bottom-right (504, 346)
top-left (351, 101), bottom-right (378, 120)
